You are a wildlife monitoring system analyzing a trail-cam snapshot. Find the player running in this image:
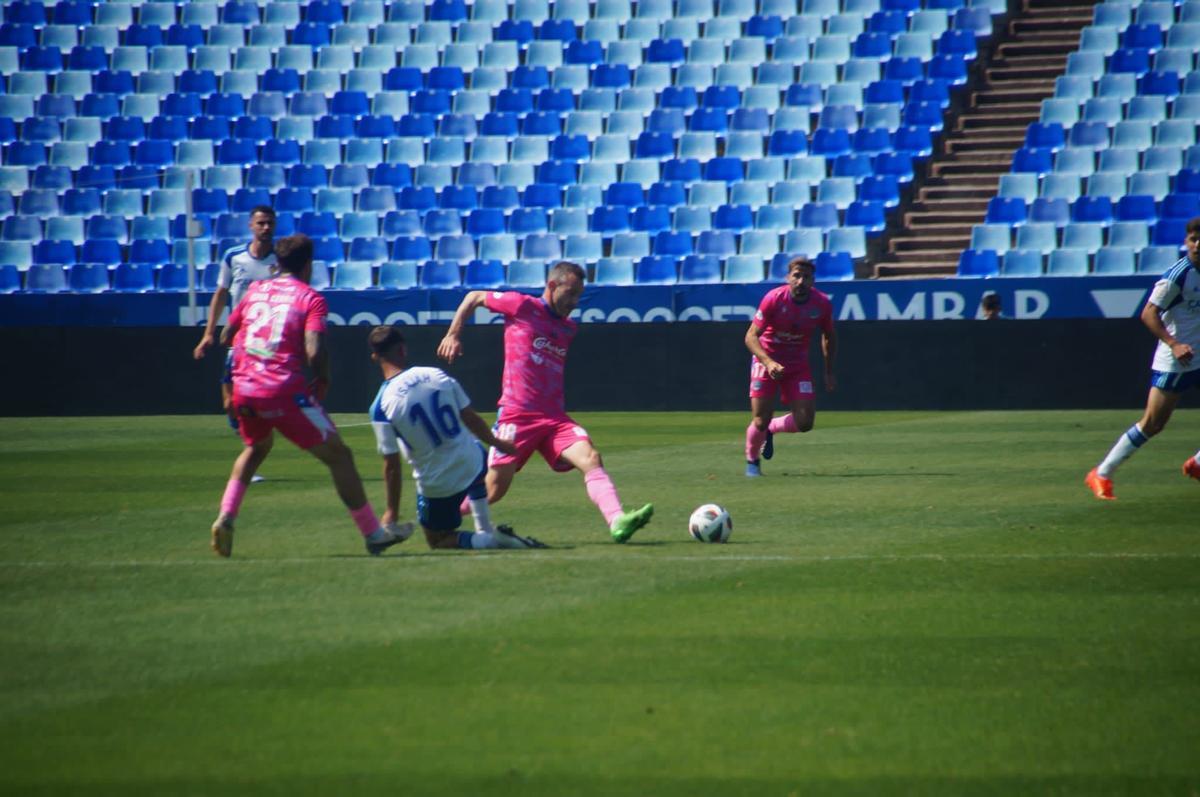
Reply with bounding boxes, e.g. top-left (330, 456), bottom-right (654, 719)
top-left (368, 325), bottom-right (545, 550)
top-left (743, 256), bottom-right (837, 477)
top-left (209, 234), bottom-right (404, 557)
top-left (437, 260), bottom-right (653, 543)
top-left (1086, 216), bottom-right (1200, 499)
